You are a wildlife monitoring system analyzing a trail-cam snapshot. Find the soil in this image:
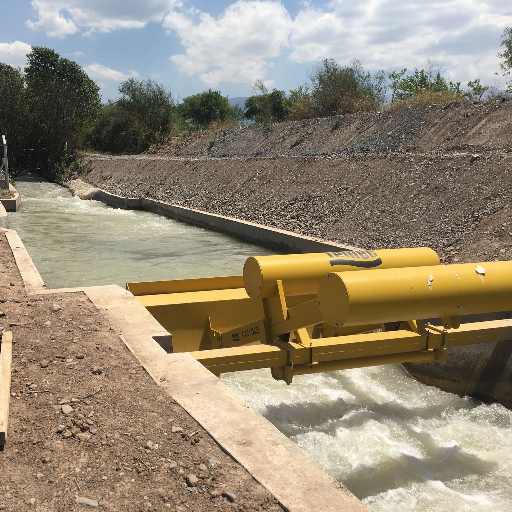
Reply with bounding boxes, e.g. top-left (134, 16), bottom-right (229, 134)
top-left (0, 233), bottom-right (283, 512)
